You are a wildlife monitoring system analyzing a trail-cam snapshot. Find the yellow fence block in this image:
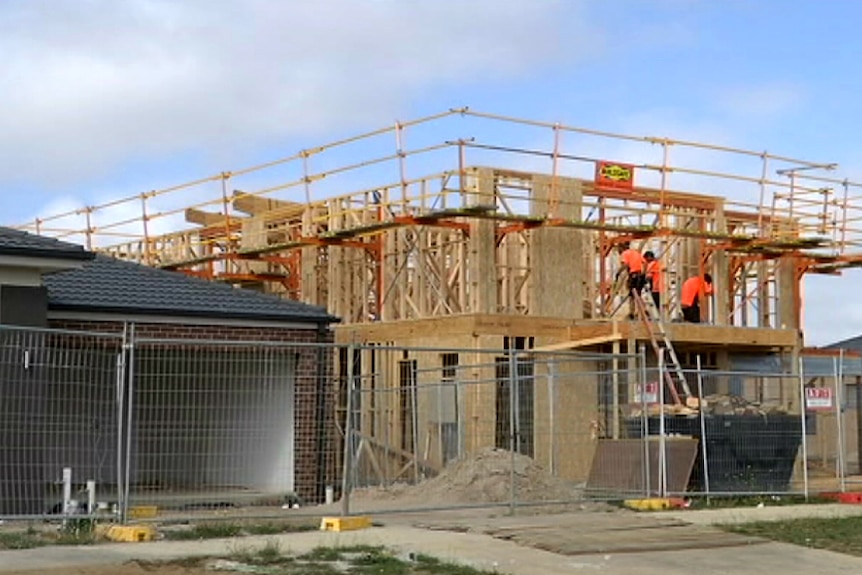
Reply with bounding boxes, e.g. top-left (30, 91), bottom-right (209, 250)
top-left (129, 505), bottom-right (159, 519)
top-left (96, 524), bottom-right (157, 542)
top-left (320, 516), bottom-right (373, 532)
top-left (623, 498), bottom-right (675, 511)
